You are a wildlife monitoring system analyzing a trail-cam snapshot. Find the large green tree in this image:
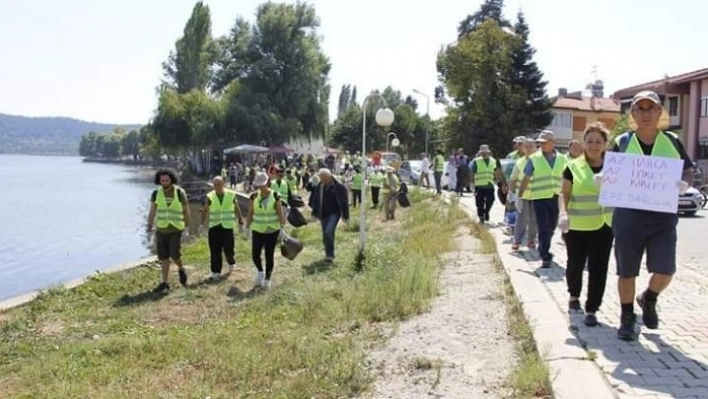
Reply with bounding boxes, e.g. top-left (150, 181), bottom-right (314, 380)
top-left (457, 0), bottom-right (509, 38)
top-left (437, 19), bottom-right (524, 155)
top-left (508, 11), bottom-right (552, 132)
